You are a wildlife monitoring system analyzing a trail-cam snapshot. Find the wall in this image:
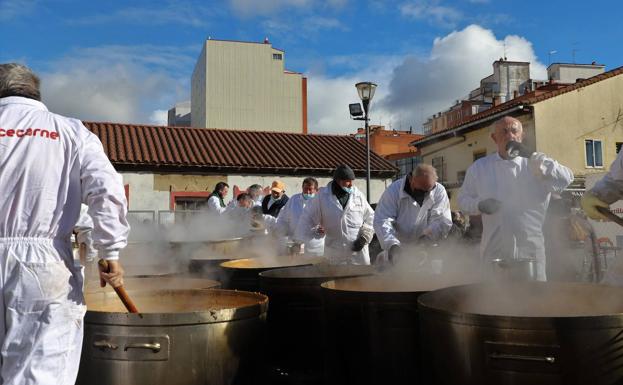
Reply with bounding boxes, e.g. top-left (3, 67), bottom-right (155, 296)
top-left (533, 73), bottom-right (623, 177)
top-left (548, 64), bottom-right (605, 84)
top-left (122, 173), bottom-right (170, 211)
top-left (193, 40), bottom-right (303, 133)
top-left (190, 44), bottom-right (207, 128)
